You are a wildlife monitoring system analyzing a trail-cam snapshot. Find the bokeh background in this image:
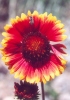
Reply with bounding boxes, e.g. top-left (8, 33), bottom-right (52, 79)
top-left (0, 0), bottom-right (70, 100)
